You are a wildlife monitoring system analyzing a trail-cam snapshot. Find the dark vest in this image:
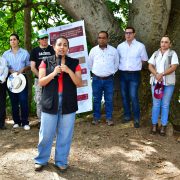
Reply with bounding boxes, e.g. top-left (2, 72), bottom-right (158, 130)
top-left (41, 55), bottom-right (79, 114)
